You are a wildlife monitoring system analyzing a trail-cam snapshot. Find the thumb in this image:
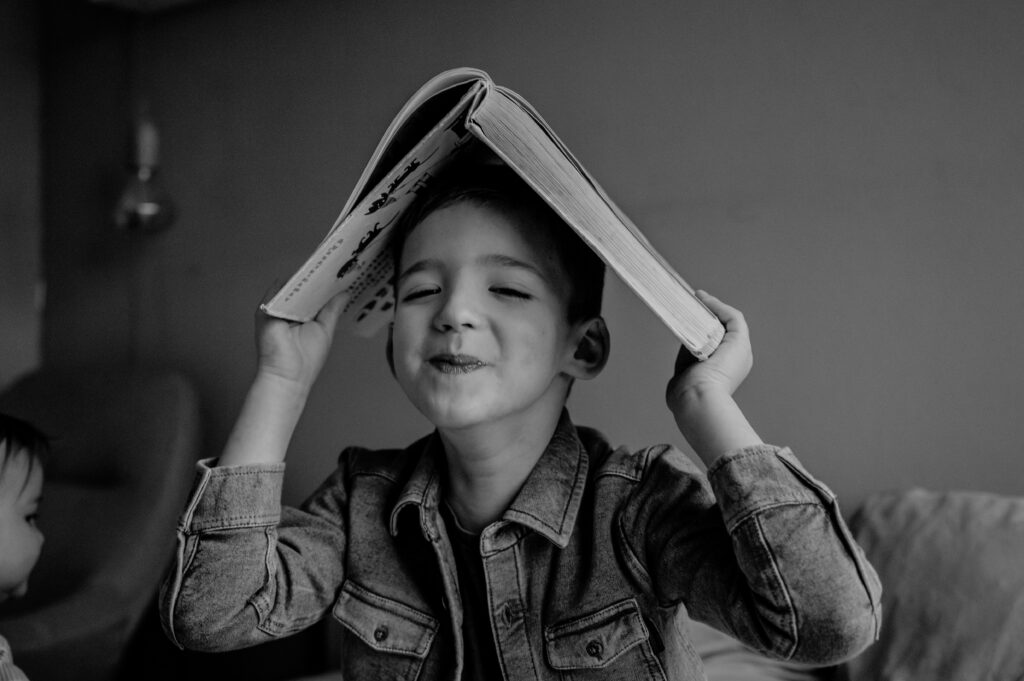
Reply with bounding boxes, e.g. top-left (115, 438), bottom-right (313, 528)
top-left (315, 291), bottom-right (349, 330)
